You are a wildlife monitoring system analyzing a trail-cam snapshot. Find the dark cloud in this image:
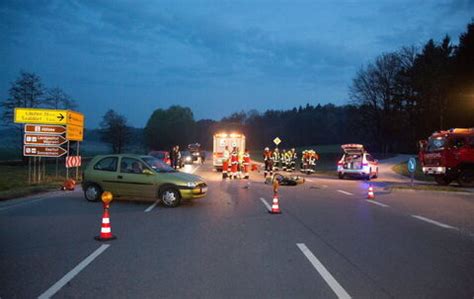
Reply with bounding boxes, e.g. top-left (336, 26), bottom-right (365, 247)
top-left (0, 0), bottom-right (471, 127)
